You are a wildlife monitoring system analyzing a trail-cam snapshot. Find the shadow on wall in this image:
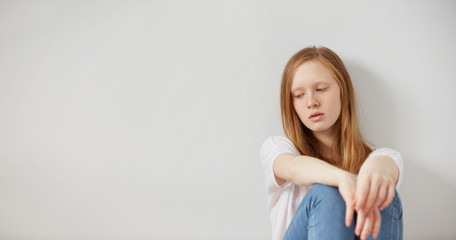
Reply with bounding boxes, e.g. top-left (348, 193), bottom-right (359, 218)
top-left (345, 61), bottom-right (399, 148)
top-left (347, 61), bottom-right (456, 240)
